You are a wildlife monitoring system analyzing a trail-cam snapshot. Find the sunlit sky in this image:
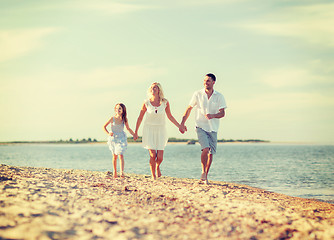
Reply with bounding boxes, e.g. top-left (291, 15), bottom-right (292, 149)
top-left (1, 0), bottom-right (334, 144)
